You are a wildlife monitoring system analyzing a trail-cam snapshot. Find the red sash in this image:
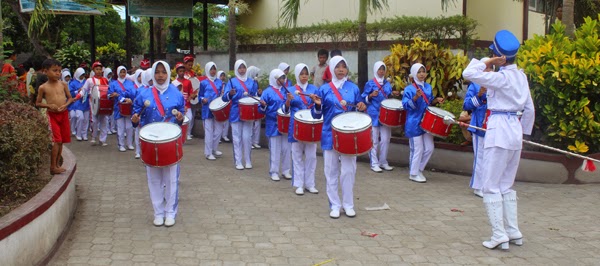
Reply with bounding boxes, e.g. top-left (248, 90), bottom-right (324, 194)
top-left (237, 78), bottom-right (249, 93)
top-left (295, 85), bottom-right (309, 107)
top-left (93, 76), bottom-right (108, 86)
top-left (134, 84), bottom-right (138, 89)
top-left (117, 80), bottom-right (126, 92)
top-left (209, 80), bottom-right (219, 95)
top-left (272, 86), bottom-right (284, 100)
top-left (374, 78), bottom-right (387, 99)
top-left (151, 87), bottom-right (166, 117)
top-left (413, 83), bottom-right (430, 105)
top-left (329, 82), bottom-right (347, 111)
